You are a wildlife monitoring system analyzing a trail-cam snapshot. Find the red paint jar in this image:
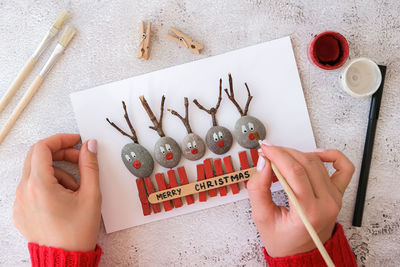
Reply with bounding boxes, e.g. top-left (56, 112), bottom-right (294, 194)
top-left (308, 31), bottom-right (349, 70)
